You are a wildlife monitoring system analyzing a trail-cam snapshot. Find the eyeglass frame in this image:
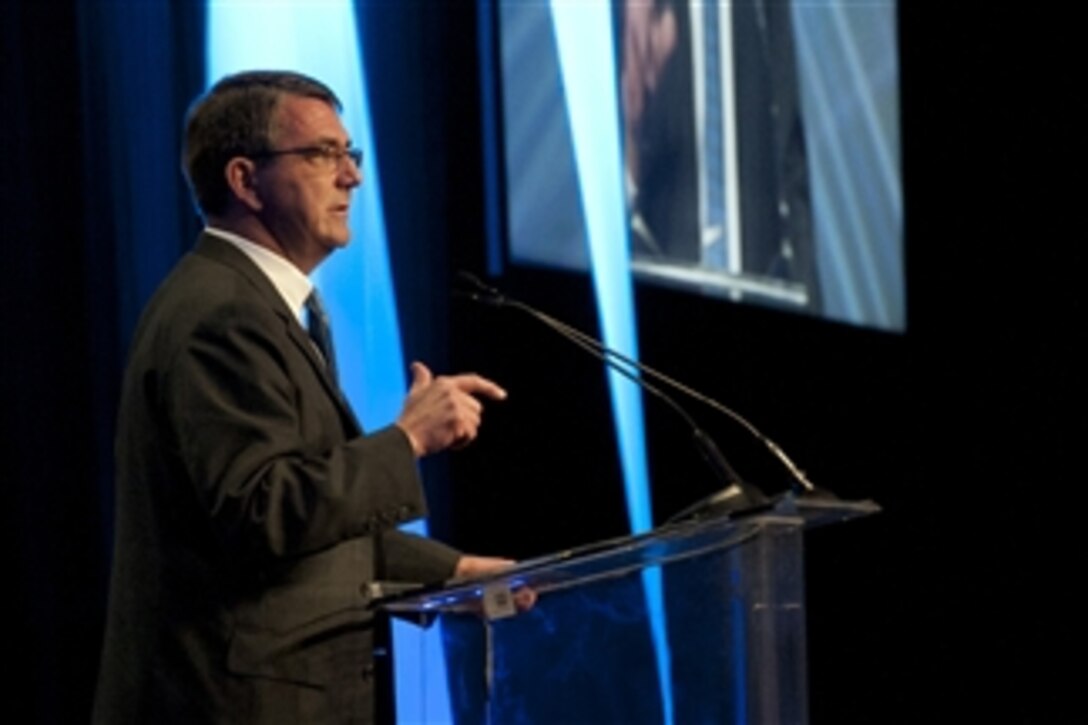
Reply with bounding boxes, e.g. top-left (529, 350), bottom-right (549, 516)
top-left (250, 143), bottom-right (363, 170)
